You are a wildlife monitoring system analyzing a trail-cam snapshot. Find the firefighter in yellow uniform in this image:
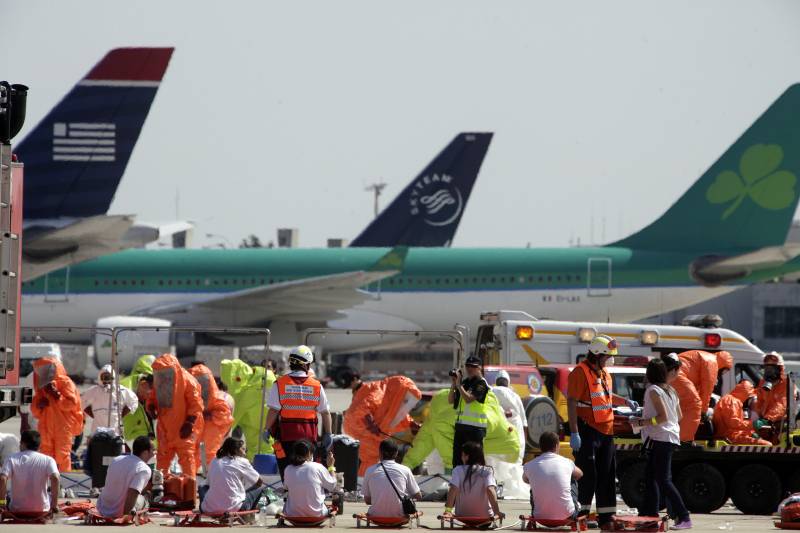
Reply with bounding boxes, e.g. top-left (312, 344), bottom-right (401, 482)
top-left (263, 345), bottom-right (332, 478)
top-left (567, 335), bottom-right (637, 530)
